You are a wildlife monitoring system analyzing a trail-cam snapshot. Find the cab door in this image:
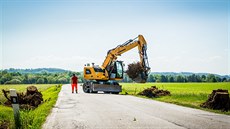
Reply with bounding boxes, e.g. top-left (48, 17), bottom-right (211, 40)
top-left (109, 61), bottom-right (123, 80)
